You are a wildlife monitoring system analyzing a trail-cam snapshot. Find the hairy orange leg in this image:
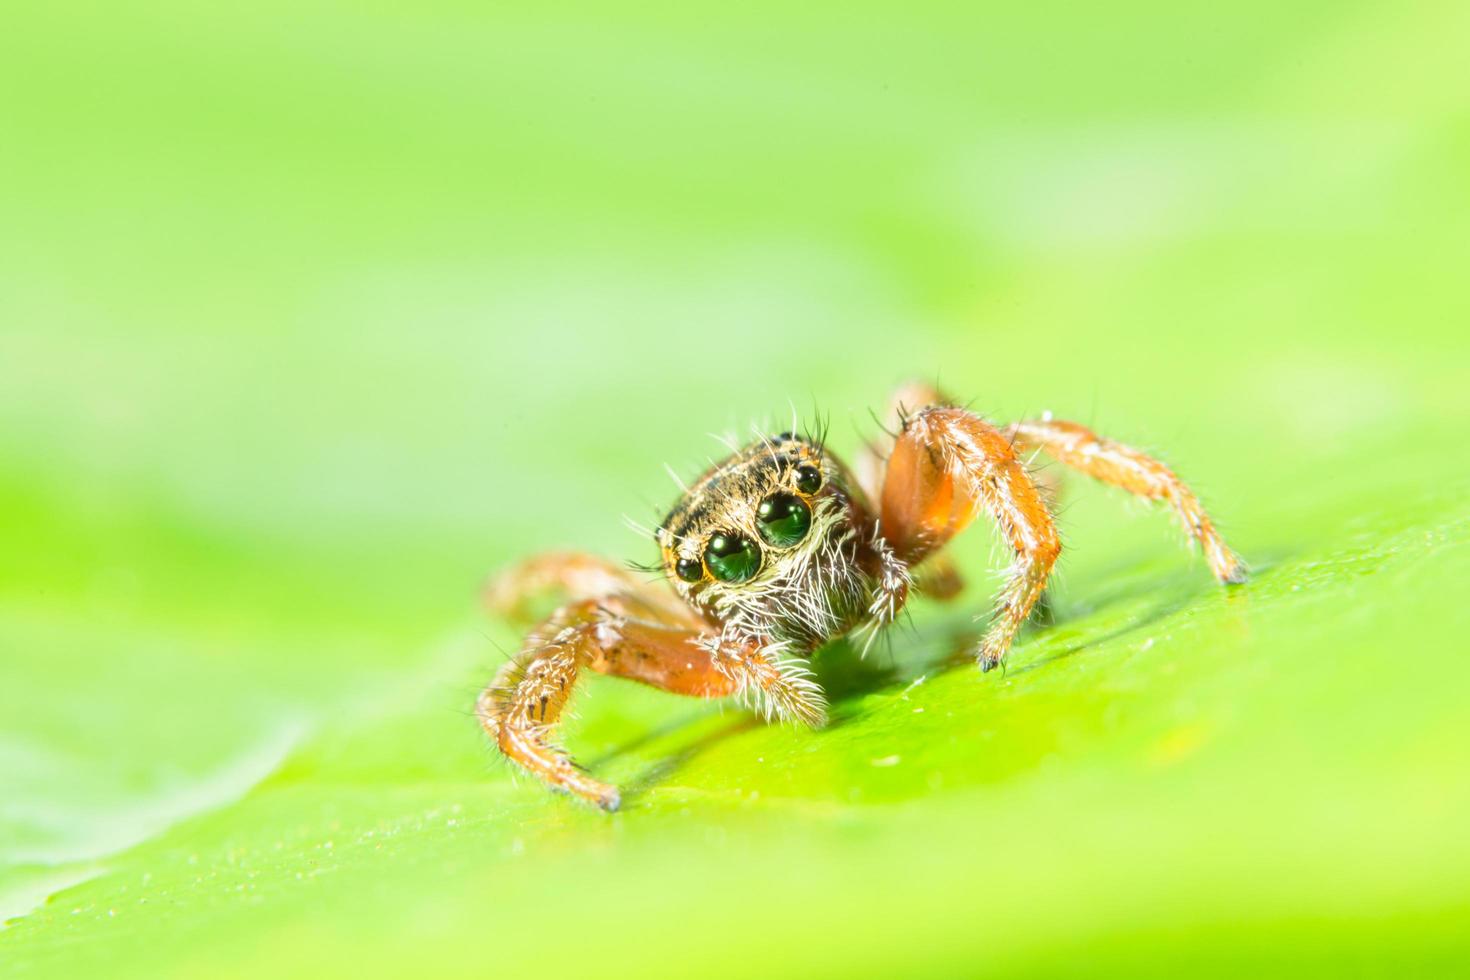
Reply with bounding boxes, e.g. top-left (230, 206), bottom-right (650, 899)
top-left (881, 407), bottom-right (1062, 670)
top-left (477, 597), bottom-right (739, 810)
top-left (1003, 419), bottom-right (1246, 584)
top-left (478, 597), bottom-right (826, 809)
